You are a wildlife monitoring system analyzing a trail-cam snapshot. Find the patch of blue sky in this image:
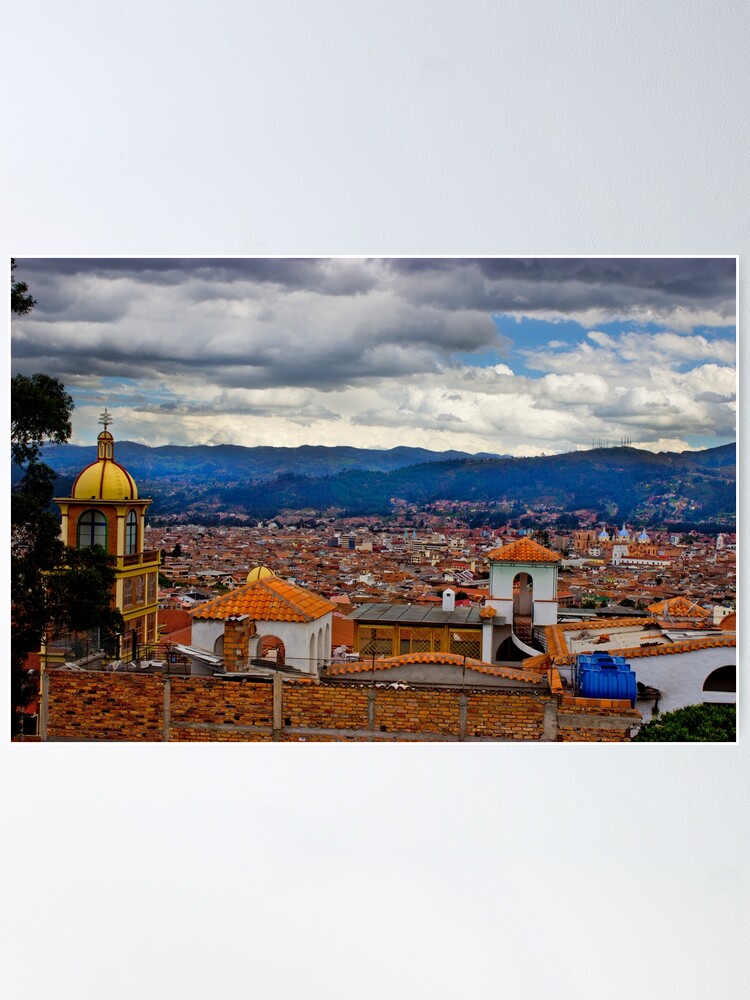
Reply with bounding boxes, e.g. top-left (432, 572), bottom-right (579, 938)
top-left (692, 324), bottom-right (736, 341)
top-left (487, 316), bottom-right (592, 376)
top-left (684, 433), bottom-right (736, 450)
top-left (71, 376), bottom-right (175, 410)
top-left (452, 346), bottom-right (510, 368)
top-left (486, 314), bottom-right (736, 378)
